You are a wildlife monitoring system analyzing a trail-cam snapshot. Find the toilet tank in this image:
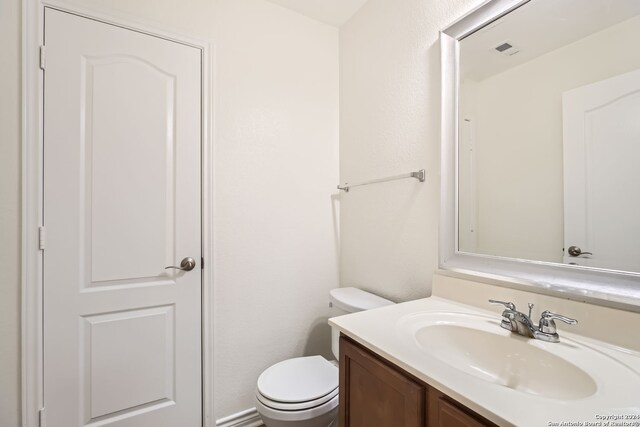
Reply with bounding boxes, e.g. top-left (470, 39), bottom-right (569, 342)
top-left (329, 287), bottom-right (394, 359)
